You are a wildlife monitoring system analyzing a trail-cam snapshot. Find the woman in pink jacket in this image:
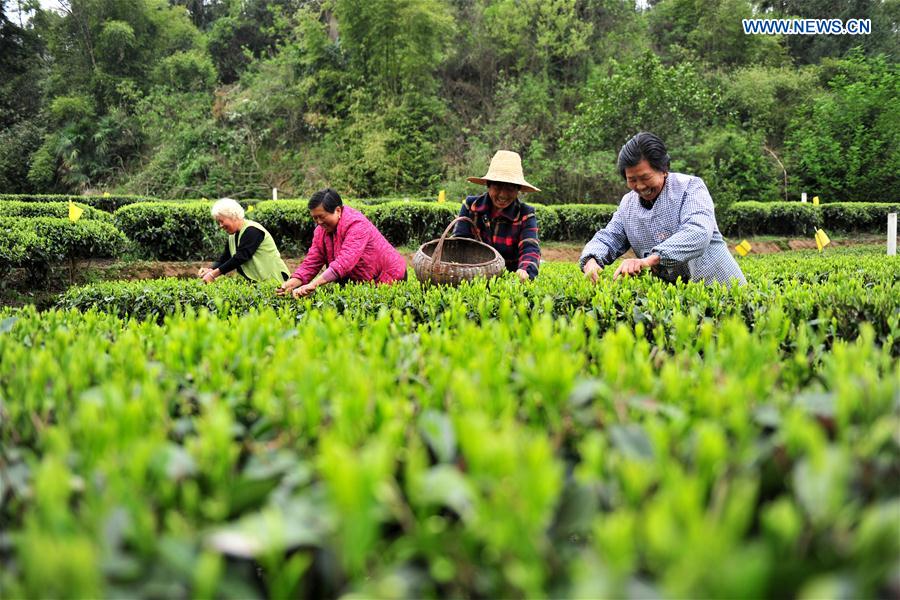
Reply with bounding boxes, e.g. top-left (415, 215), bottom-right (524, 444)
top-left (276, 189), bottom-right (408, 298)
